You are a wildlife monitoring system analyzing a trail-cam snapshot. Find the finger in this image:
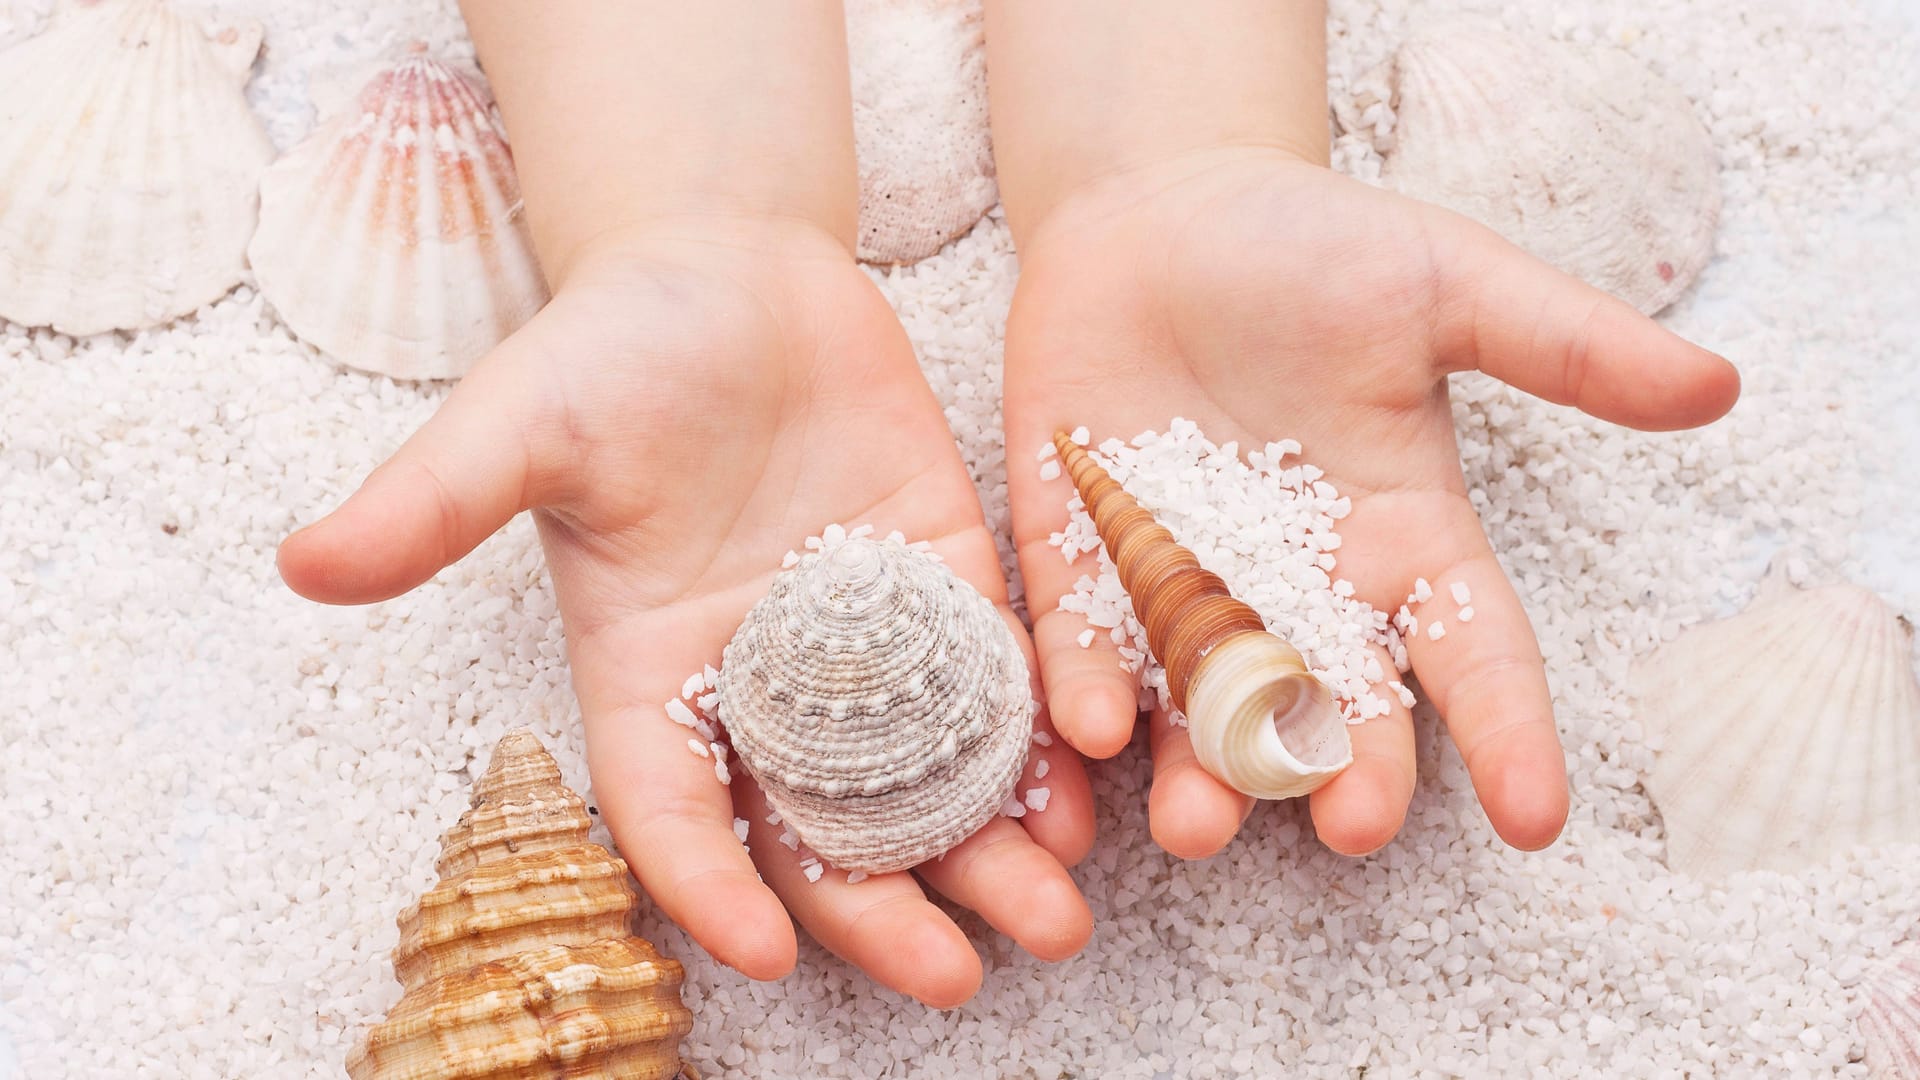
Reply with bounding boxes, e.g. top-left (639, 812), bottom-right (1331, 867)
top-left (1014, 707), bottom-right (1097, 868)
top-left (1010, 439), bottom-right (1146, 759)
top-left (915, 818), bottom-right (1094, 963)
top-left (1146, 707), bottom-right (1255, 859)
top-left (1306, 646), bottom-right (1417, 856)
top-left (582, 701), bottom-right (799, 981)
top-left (277, 323), bottom-right (565, 605)
top-left (1403, 552), bottom-right (1569, 851)
top-left (737, 784), bottom-right (984, 1009)
top-left (1429, 212), bottom-right (1740, 431)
